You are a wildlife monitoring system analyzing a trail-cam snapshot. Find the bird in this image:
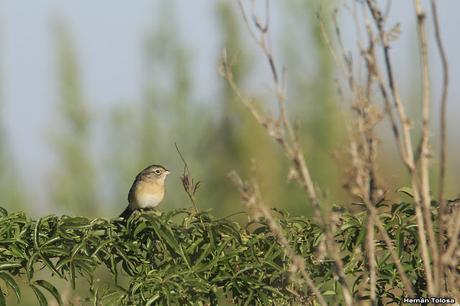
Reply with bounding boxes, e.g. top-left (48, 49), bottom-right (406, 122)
top-left (119, 164), bottom-right (170, 219)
